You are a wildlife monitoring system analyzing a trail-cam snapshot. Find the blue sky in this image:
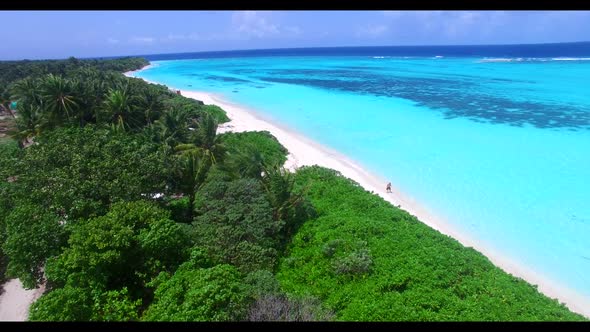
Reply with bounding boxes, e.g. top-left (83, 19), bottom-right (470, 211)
top-left (1, 11), bottom-right (590, 60)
